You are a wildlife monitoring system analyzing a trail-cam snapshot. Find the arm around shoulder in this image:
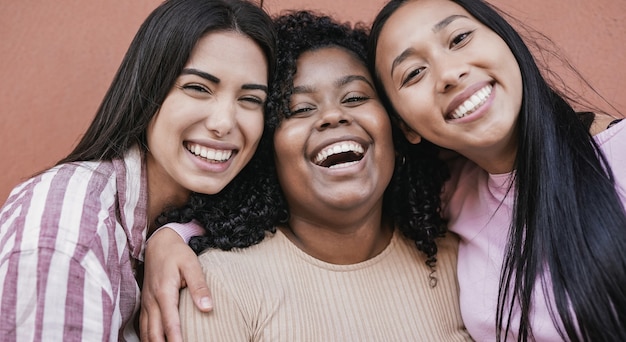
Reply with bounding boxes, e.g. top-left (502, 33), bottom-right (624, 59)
top-left (179, 258), bottom-right (250, 342)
